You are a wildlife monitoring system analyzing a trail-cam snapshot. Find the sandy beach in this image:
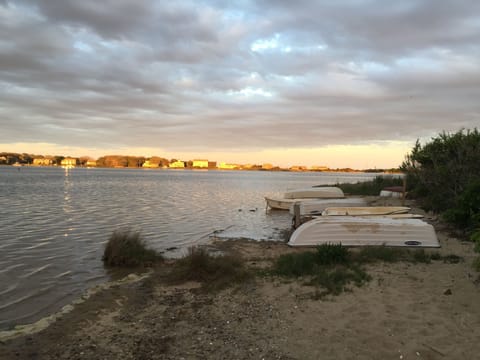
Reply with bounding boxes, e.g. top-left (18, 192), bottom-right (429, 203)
top-left (1, 201), bottom-right (480, 360)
